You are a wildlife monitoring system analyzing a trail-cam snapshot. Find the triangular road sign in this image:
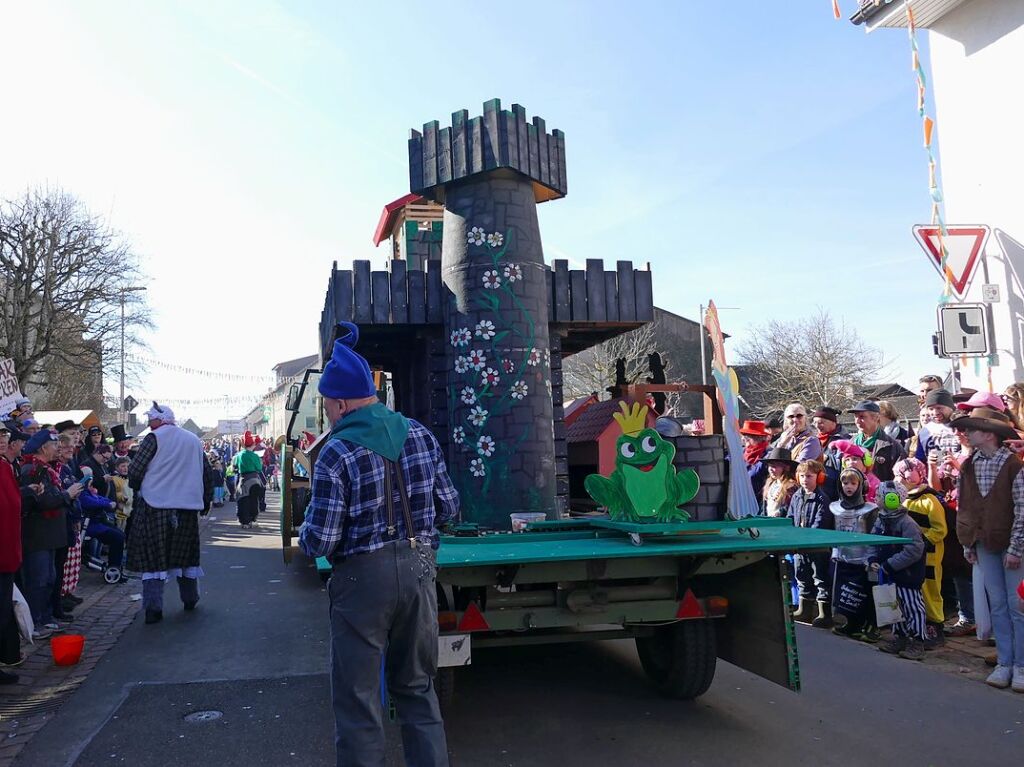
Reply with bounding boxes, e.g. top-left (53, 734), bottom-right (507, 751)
top-left (912, 224), bottom-right (990, 298)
